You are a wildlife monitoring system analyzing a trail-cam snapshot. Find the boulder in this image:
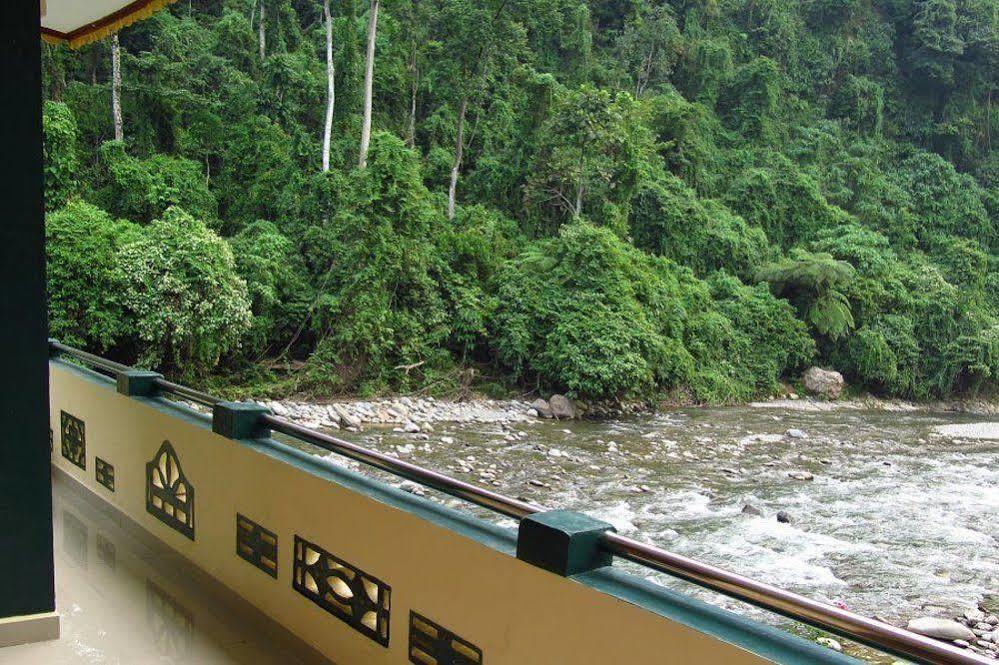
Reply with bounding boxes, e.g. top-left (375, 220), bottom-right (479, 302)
top-left (776, 510), bottom-right (793, 523)
top-left (802, 367), bottom-right (845, 399)
top-left (331, 404), bottom-right (362, 429)
top-left (741, 504), bottom-right (764, 517)
top-left (549, 394), bottom-right (578, 419)
top-left (530, 398), bottom-right (553, 419)
top-left (906, 617), bottom-right (976, 642)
